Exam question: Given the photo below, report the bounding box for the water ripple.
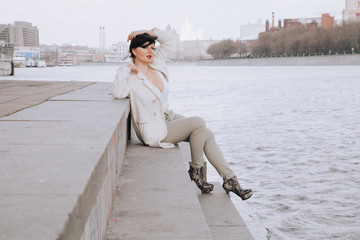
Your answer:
[169,65,360,240]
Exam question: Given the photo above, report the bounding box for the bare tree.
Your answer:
[207,39,238,59]
[234,41,248,57]
[251,23,360,57]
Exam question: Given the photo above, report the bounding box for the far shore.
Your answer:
[197,53,360,66]
[61,53,360,67]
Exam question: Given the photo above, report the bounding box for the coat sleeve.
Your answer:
[110,65,132,99]
[152,27,173,64]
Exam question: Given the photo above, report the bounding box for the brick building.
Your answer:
[321,14,335,30]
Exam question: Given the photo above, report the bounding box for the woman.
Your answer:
[111,27,252,200]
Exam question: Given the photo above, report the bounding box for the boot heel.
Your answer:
[222,182,231,194]
[223,176,252,201]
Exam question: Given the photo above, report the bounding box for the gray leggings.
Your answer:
[162,112,235,180]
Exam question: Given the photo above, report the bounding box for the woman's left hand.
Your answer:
[127,64,139,74]
[127,30,153,42]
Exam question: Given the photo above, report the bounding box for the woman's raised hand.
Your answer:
[127,30,153,42]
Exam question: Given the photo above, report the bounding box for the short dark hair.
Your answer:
[129,33,158,59]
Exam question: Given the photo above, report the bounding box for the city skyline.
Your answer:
[1,0,346,47]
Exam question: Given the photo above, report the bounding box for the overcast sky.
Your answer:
[1,0,345,47]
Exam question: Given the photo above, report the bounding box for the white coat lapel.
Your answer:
[137,71,162,100]
[150,63,168,81]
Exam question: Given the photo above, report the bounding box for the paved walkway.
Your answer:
[0,80,93,118]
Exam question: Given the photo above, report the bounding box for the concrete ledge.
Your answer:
[0,82,130,240]
[197,183,254,240]
[106,143,213,240]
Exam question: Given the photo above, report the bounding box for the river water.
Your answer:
[1,64,360,239]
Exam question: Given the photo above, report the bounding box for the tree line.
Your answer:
[206,23,360,58]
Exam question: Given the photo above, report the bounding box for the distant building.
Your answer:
[240,19,265,42]
[13,47,40,60]
[165,25,217,61]
[266,19,283,32]
[260,13,335,41]
[0,42,14,59]
[283,17,322,29]
[343,0,360,23]
[59,45,98,64]
[282,19,301,28]
[0,21,39,47]
[165,25,183,60]
[0,25,10,43]
[108,41,129,61]
[39,45,58,66]
[321,14,335,29]
[180,40,219,61]
[262,13,333,33]
[264,12,283,32]
[180,17,203,41]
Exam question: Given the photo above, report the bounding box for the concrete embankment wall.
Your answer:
[0,81,130,240]
[197,54,360,66]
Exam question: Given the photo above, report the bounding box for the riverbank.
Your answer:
[0,80,258,240]
[197,54,360,66]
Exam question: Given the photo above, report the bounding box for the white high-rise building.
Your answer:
[343,0,360,23]
[240,19,265,42]
[180,16,203,41]
[0,21,39,47]
[109,41,129,60]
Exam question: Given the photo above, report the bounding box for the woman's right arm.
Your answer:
[127,28,173,63]
[110,66,132,99]
[152,27,173,63]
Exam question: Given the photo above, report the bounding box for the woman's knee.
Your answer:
[191,116,206,129]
